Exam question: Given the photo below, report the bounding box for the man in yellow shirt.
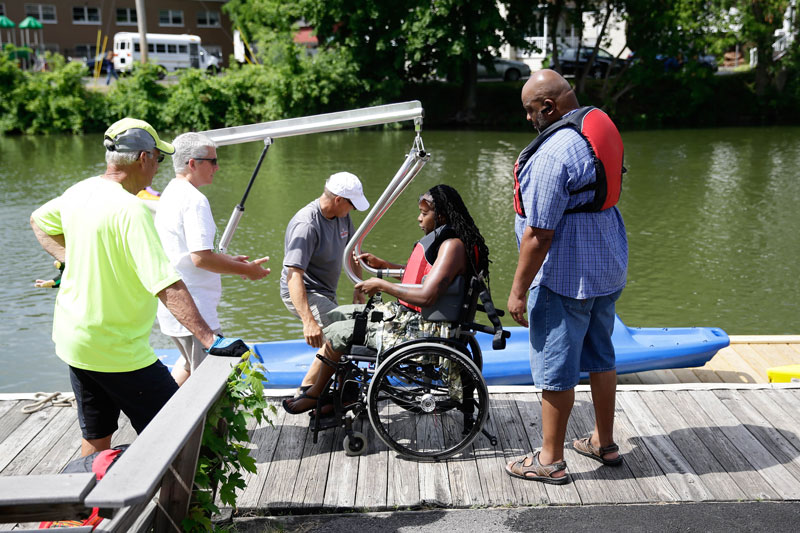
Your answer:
[31,118,247,457]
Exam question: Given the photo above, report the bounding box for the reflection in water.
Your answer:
[2,126,800,391]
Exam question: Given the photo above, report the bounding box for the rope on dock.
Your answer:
[21,392,76,413]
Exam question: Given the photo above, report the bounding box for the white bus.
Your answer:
[113,32,220,74]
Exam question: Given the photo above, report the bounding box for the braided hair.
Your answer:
[421,184,490,282]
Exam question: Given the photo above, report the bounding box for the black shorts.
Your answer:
[69,361,179,440]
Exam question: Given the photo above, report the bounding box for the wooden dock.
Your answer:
[1,340,799,528]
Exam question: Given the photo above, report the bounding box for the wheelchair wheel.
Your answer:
[366,342,488,460]
[344,432,367,456]
[467,335,483,371]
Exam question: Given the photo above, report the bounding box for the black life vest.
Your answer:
[513,106,624,216]
[398,225,459,312]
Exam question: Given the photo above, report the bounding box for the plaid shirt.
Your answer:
[514,118,628,299]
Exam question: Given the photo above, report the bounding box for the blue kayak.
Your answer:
[156,316,729,387]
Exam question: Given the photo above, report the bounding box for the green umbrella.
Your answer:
[0,15,15,47]
[18,16,43,29]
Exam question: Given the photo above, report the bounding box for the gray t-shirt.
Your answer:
[280,199,355,300]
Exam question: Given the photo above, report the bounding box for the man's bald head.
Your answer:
[521,69,580,131]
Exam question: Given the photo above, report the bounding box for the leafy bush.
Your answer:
[0,52,100,134]
[106,63,169,129]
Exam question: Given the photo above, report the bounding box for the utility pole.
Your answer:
[135,0,148,64]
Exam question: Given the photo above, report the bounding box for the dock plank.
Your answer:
[511,394,581,505]
[602,396,679,503]
[715,390,800,482]
[385,401,421,508]
[741,390,800,453]
[640,391,746,501]
[491,396,548,506]
[727,345,771,382]
[441,413,485,508]
[416,413,452,507]
[569,392,648,504]
[293,414,338,508]
[690,365,724,383]
[257,405,309,510]
[472,400,516,506]
[238,402,286,510]
[1,407,75,475]
[663,390,779,500]
[558,395,625,504]
[3,378,800,518]
[616,392,713,501]
[751,344,800,368]
[637,369,681,385]
[0,407,61,473]
[707,348,758,383]
[354,417,389,510]
[321,424,358,510]
[690,390,800,500]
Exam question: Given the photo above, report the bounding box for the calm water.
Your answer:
[2,126,799,392]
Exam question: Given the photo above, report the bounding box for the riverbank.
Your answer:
[2,55,799,136]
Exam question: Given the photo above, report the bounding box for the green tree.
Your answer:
[226,0,540,122]
[718,0,790,95]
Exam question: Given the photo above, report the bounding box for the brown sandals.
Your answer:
[572,434,623,466]
[505,451,570,485]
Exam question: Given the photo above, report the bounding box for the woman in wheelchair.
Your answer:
[282,184,490,416]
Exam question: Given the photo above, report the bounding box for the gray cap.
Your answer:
[103,118,175,154]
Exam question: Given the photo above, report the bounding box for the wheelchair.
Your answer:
[308,275,509,461]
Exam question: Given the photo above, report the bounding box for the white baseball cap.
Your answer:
[326,172,369,211]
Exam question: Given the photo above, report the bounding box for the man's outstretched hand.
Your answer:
[207,336,251,358]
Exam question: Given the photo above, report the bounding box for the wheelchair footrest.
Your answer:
[309,413,339,431]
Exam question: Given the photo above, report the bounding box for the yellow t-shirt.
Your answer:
[32,176,182,372]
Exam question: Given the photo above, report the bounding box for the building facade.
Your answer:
[0,1,233,65]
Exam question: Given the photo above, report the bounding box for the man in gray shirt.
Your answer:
[280,172,369,357]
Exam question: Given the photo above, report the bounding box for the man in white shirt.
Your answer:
[155,132,270,385]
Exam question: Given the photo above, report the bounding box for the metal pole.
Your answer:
[135,0,148,64]
[201,101,424,146]
[217,138,273,254]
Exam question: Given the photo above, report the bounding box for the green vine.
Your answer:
[182,355,275,532]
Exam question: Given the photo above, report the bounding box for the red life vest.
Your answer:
[513,106,624,216]
[398,225,458,312]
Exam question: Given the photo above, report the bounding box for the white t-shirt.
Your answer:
[155,178,222,336]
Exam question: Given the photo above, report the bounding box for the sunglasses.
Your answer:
[144,151,165,163]
[193,157,218,166]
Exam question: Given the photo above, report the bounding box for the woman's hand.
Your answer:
[355,252,387,269]
[355,277,387,296]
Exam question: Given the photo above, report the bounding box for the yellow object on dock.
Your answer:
[767,364,800,383]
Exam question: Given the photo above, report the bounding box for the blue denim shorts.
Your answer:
[527,285,622,391]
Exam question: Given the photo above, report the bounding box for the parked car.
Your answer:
[656,52,718,72]
[477,57,531,81]
[556,47,626,78]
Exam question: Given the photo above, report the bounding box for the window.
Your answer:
[25,4,57,23]
[167,44,177,54]
[155,43,166,53]
[73,6,100,24]
[159,9,183,27]
[197,11,220,28]
[0,4,5,17]
[116,7,136,25]
[148,43,154,53]
[178,44,187,54]
[74,44,96,59]
[134,43,139,52]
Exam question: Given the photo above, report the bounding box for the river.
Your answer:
[2,126,799,392]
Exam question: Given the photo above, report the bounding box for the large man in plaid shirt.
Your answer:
[505,70,628,485]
